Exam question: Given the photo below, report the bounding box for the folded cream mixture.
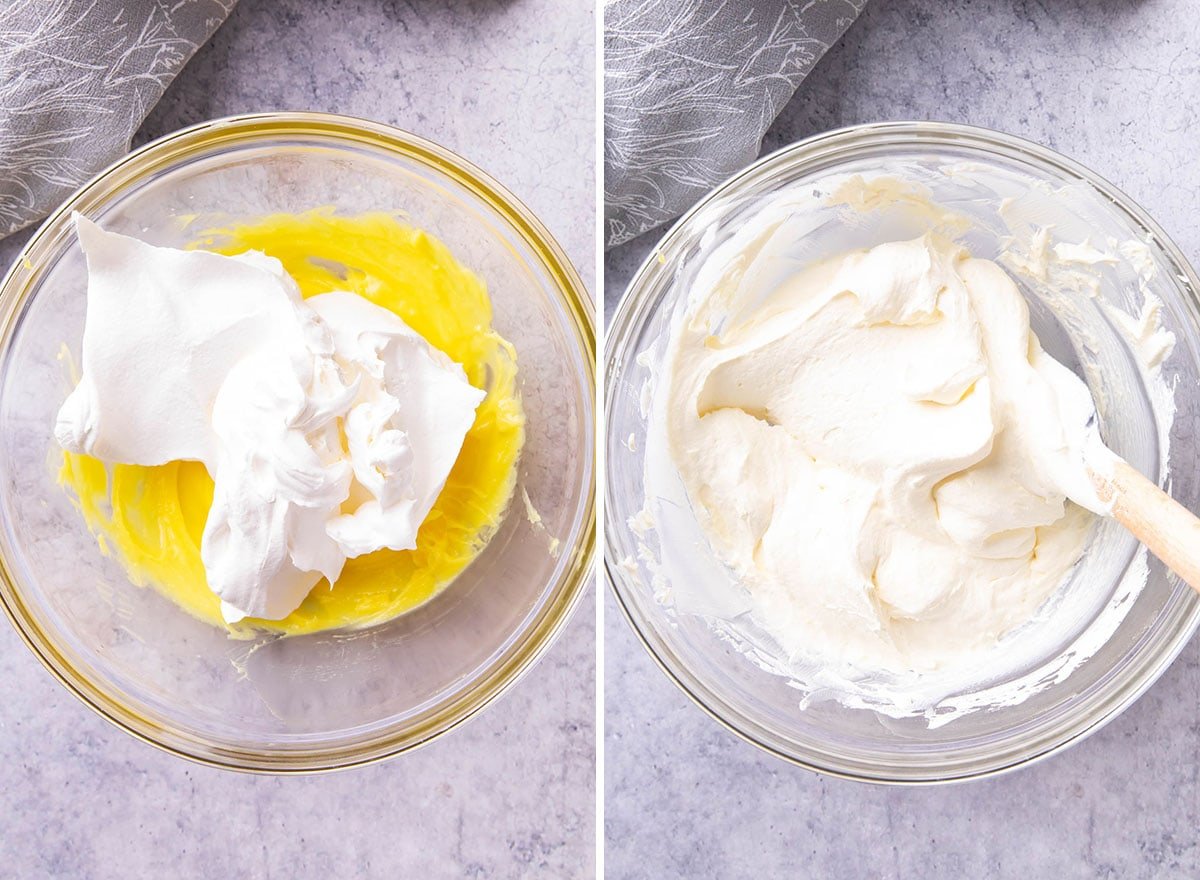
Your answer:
[664,231,1119,674]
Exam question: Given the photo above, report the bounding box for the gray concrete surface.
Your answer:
[605,0,1200,877]
[0,1,595,877]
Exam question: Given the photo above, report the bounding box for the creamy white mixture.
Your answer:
[664,229,1121,674]
[56,215,483,622]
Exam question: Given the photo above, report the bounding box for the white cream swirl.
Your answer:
[665,231,1113,673]
[56,215,484,623]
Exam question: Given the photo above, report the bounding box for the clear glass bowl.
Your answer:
[605,121,1200,783]
[0,112,595,772]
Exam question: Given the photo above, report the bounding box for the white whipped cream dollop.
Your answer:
[664,230,1116,674]
[56,215,484,623]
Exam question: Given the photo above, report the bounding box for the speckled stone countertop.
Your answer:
[0,1,595,877]
[605,0,1200,877]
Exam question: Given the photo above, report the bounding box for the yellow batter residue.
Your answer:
[59,210,524,637]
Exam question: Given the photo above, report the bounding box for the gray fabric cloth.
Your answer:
[0,0,237,237]
[604,0,866,248]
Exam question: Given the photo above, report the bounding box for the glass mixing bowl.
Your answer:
[605,121,1200,783]
[0,112,595,772]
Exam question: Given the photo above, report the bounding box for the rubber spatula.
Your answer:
[1091,459,1200,591]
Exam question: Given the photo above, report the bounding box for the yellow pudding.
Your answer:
[59,211,524,636]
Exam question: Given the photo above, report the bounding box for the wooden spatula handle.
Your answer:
[1093,458,1200,593]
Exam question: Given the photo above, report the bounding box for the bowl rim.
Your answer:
[0,111,596,774]
[604,119,1200,785]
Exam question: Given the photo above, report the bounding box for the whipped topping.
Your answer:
[56,215,483,623]
[663,231,1115,674]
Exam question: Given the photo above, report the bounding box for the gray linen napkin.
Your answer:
[0,0,237,237]
[604,0,866,248]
